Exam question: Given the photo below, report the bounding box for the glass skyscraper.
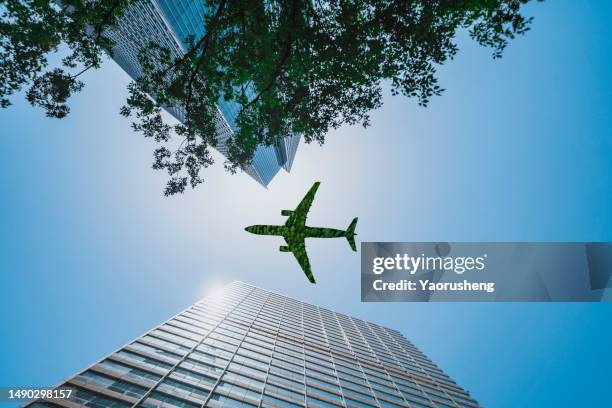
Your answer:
[104,0,301,186]
[26,281,480,408]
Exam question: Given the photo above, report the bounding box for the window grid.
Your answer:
[26,282,480,408]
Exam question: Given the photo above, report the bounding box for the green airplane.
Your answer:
[245,182,358,284]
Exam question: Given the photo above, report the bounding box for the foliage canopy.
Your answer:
[0,0,538,194]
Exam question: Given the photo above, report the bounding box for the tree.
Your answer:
[1,0,539,195]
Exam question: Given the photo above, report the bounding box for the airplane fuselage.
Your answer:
[245,225,347,239]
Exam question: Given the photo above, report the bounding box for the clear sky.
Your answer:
[1,1,612,407]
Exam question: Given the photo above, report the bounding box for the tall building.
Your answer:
[26,281,480,408]
[104,0,301,187]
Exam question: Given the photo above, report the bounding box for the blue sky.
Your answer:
[1,1,612,407]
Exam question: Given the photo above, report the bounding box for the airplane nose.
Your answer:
[245,226,254,233]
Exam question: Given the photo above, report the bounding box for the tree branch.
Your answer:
[160,0,229,77]
[244,0,298,109]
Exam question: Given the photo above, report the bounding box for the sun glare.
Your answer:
[202,281,226,300]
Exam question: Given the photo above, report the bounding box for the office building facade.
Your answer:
[105,0,301,186]
[27,281,479,408]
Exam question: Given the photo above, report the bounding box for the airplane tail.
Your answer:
[345,217,358,251]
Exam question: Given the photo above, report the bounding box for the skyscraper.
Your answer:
[26,281,480,408]
[105,0,301,187]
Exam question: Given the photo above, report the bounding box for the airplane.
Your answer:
[245,182,358,284]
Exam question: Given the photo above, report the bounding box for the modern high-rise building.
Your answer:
[26,281,480,408]
[104,1,301,187]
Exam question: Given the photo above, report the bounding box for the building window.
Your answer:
[77,371,148,399]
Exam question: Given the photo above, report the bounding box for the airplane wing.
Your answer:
[288,240,316,284]
[287,181,320,227]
